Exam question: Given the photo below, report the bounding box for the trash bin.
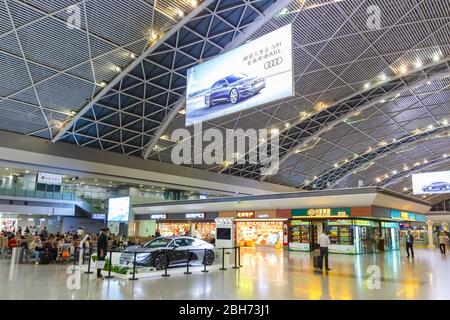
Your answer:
[11,247,24,264]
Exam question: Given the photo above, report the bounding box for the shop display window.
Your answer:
[325,221,353,245]
[237,221,284,246]
[158,222,191,236]
[194,222,216,240]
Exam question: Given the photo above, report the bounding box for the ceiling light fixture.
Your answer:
[190,0,198,7]
[98,81,107,88]
[376,177,381,182]
[129,52,136,59]
[114,66,122,72]
[392,170,397,174]
[403,187,408,191]
[415,60,423,68]
[423,159,428,164]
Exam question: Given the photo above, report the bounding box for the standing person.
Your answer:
[405,230,415,258]
[318,230,331,271]
[40,226,48,240]
[24,226,30,236]
[96,228,109,279]
[439,232,449,255]
[155,229,161,238]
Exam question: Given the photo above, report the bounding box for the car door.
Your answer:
[217,80,230,101]
[210,80,222,102]
[170,238,191,264]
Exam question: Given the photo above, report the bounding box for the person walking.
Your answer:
[439,232,449,255]
[96,228,109,279]
[318,230,331,271]
[405,230,414,258]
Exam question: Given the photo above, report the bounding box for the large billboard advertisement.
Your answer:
[185,24,294,126]
[412,170,450,195]
[108,197,130,222]
[37,172,63,185]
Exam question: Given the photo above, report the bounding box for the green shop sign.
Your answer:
[381,221,399,229]
[292,208,350,218]
[390,210,424,221]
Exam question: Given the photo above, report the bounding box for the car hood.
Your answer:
[231,76,261,85]
[123,245,163,254]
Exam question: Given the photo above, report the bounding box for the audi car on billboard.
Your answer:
[412,170,450,195]
[185,24,293,126]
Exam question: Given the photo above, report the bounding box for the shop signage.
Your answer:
[292,208,350,217]
[185,213,205,219]
[151,214,167,220]
[390,210,421,221]
[327,220,352,226]
[290,220,310,226]
[237,211,255,218]
[381,221,398,229]
[37,172,63,185]
[257,214,269,218]
[353,219,378,227]
[215,217,234,224]
[92,214,105,220]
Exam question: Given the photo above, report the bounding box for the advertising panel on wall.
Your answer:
[185,24,294,126]
[37,172,63,185]
[108,197,130,222]
[412,170,450,195]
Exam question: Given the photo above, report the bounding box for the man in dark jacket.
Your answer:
[97,228,109,279]
[406,230,414,258]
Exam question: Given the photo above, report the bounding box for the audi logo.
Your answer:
[264,57,283,69]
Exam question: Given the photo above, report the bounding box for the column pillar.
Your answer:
[426,220,435,248]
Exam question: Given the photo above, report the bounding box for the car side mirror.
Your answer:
[172,243,179,248]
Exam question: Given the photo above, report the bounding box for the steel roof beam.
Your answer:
[52,0,215,143]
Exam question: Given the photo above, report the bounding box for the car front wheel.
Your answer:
[154,253,169,270]
[229,88,239,104]
[203,250,215,265]
[205,95,211,108]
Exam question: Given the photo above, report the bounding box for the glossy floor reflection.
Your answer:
[0,247,448,299]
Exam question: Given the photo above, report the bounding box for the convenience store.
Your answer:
[288,207,425,254]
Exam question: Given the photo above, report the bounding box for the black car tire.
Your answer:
[205,95,212,108]
[203,250,215,266]
[154,252,169,270]
[229,88,239,104]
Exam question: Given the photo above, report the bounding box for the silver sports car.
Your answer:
[119,236,215,270]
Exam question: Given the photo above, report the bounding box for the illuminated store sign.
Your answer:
[353,220,378,227]
[185,213,205,219]
[237,211,255,218]
[92,214,105,220]
[151,214,167,220]
[292,208,350,217]
[382,221,399,229]
[390,210,424,222]
[215,217,234,224]
[290,220,310,226]
[37,172,62,185]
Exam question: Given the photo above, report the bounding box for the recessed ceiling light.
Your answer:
[364,83,370,89]
[270,128,279,135]
[415,60,422,68]
[428,124,434,130]
[403,187,408,191]
[129,52,136,59]
[5,168,8,171]
[443,154,448,158]
[114,66,122,72]
[442,119,448,125]
[334,163,338,168]
[70,110,77,116]
[190,0,198,7]
[423,159,428,164]
[376,177,381,182]
[392,170,397,174]
[285,123,290,128]
[25,170,29,173]
[98,81,107,87]
[380,74,387,81]
[384,174,389,178]
[433,54,440,62]
[427,81,432,85]
[177,9,185,17]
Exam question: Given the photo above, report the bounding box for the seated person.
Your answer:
[29,236,43,264]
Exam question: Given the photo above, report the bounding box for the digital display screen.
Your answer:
[185,24,293,126]
[412,170,450,195]
[108,197,130,222]
[216,228,231,240]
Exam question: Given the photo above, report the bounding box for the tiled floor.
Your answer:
[0,247,448,299]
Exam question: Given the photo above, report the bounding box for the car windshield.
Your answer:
[225,73,247,83]
[143,238,172,248]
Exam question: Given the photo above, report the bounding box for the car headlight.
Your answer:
[136,253,150,262]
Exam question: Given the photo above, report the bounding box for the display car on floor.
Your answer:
[119,236,215,270]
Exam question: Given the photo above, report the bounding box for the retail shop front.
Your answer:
[135,213,218,240]
[218,210,290,247]
[288,207,404,254]
[391,210,428,246]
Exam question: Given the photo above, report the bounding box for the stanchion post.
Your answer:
[104,251,114,279]
[161,250,170,277]
[128,251,138,281]
[201,249,209,273]
[220,247,227,271]
[84,251,93,274]
[238,246,243,267]
[73,247,77,266]
[184,249,192,275]
[233,246,239,269]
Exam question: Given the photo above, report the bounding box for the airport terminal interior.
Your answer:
[0,0,450,301]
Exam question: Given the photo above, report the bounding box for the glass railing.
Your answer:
[0,186,76,201]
